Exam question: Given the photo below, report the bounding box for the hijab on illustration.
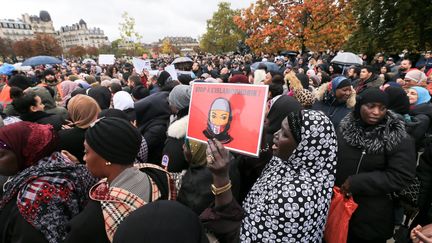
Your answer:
[203,97,233,143]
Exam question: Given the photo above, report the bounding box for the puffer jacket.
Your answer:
[312,82,356,128]
[335,111,416,241]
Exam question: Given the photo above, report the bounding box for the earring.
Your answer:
[105,161,111,166]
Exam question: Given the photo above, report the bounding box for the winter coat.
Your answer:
[312,82,356,128]
[161,115,189,172]
[135,92,171,164]
[20,111,64,131]
[335,111,416,241]
[353,75,384,94]
[393,113,429,150]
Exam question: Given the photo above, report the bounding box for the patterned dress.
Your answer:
[241,110,338,242]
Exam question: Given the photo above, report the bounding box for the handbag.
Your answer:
[324,186,358,243]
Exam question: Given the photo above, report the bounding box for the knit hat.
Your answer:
[85,117,141,165]
[286,111,302,144]
[384,86,410,114]
[410,86,431,105]
[168,85,191,111]
[355,88,389,116]
[229,74,249,84]
[405,70,427,83]
[331,76,351,94]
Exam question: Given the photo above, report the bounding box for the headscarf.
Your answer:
[88,86,112,110]
[286,111,302,144]
[186,139,207,167]
[60,81,79,106]
[67,94,101,128]
[293,89,314,108]
[113,91,134,111]
[354,88,389,118]
[410,86,431,106]
[331,76,351,94]
[229,74,249,84]
[113,200,208,243]
[384,86,410,114]
[85,117,141,165]
[0,122,57,170]
[157,71,172,87]
[253,69,266,85]
[168,85,191,111]
[74,79,91,89]
[241,110,338,242]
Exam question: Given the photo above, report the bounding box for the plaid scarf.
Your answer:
[90,177,161,242]
[0,152,96,243]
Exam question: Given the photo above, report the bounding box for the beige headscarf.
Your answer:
[67,94,101,128]
[187,140,207,168]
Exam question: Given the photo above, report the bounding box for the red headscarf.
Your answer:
[0,122,58,170]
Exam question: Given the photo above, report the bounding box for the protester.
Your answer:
[241,110,338,242]
[112,91,136,123]
[335,88,416,242]
[312,76,356,128]
[0,122,95,243]
[88,86,112,110]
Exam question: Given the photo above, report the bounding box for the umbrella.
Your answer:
[251,62,280,73]
[0,63,15,75]
[280,50,298,57]
[22,55,62,66]
[172,57,193,64]
[82,58,96,65]
[13,62,32,71]
[331,52,363,66]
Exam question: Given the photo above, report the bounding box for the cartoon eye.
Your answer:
[221,115,227,120]
[211,112,217,119]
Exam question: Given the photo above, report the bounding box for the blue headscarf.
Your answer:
[411,86,431,106]
[331,76,351,94]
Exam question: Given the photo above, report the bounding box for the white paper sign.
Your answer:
[165,65,178,81]
[98,54,115,65]
[132,57,151,73]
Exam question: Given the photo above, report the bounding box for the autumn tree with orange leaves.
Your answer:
[234,0,355,53]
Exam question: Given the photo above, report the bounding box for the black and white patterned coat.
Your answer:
[241,110,338,243]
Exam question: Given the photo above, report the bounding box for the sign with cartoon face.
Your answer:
[187,83,268,157]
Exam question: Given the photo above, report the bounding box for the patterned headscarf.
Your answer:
[287,111,303,144]
[242,110,338,242]
[0,121,58,170]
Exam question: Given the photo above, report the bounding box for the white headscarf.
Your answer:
[113,91,134,111]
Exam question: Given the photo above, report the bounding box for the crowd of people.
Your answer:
[0,50,431,242]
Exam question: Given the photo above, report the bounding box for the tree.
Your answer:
[12,39,35,58]
[161,39,174,54]
[234,0,354,53]
[68,45,87,57]
[200,2,246,54]
[86,46,99,56]
[31,34,62,56]
[346,0,432,54]
[118,12,143,56]
[0,38,15,60]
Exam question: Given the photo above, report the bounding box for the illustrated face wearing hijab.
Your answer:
[272,118,298,161]
[407,89,418,105]
[208,98,231,134]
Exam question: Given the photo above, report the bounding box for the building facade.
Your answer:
[22,11,56,35]
[0,19,33,41]
[57,19,109,49]
[156,36,199,53]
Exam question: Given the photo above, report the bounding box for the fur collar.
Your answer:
[314,82,356,108]
[339,111,407,154]
[167,115,189,139]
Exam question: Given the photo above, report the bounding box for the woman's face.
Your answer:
[0,148,19,176]
[360,103,387,125]
[407,89,418,105]
[335,86,352,103]
[83,140,107,178]
[272,118,298,161]
[264,72,272,84]
[31,96,45,112]
[380,66,388,74]
[210,110,229,126]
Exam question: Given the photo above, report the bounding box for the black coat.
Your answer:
[161,114,189,172]
[335,112,416,240]
[20,111,64,131]
[0,199,48,243]
[58,127,87,164]
[135,92,171,164]
[312,100,351,128]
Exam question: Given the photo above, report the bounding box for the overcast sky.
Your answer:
[2,0,255,43]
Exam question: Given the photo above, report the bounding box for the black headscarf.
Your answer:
[384,86,410,115]
[88,86,111,110]
[113,200,209,243]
